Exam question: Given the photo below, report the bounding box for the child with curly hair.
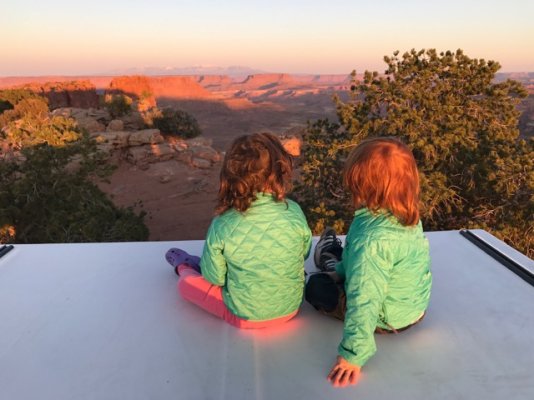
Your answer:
[166,132,312,328]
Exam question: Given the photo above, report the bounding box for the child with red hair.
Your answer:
[307,137,432,387]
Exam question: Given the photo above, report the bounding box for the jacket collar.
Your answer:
[252,193,276,205]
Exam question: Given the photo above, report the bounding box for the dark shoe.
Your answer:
[314,227,343,268]
[305,273,346,320]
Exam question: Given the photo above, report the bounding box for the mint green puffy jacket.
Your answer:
[200,194,312,321]
[335,208,432,366]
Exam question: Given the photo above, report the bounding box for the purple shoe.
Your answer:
[165,248,201,275]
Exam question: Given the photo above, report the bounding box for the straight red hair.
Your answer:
[343,137,420,226]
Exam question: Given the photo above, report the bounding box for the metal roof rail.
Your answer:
[459,229,534,286]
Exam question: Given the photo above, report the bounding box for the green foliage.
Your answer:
[103,94,132,118]
[0,89,43,108]
[141,107,163,127]
[0,97,149,243]
[296,49,533,257]
[0,89,48,126]
[153,108,202,139]
[1,98,76,147]
[140,90,153,101]
[295,118,349,234]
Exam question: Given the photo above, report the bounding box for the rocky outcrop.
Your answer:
[91,128,221,170]
[280,135,303,157]
[0,76,113,91]
[107,76,157,112]
[106,119,124,131]
[279,126,305,157]
[120,112,146,130]
[52,108,110,133]
[127,143,175,166]
[92,131,131,148]
[106,76,213,109]
[128,129,163,146]
[16,81,99,109]
[53,107,146,131]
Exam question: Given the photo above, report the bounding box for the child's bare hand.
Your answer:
[327,356,361,387]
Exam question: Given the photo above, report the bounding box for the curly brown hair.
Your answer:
[215,133,293,214]
[343,137,421,226]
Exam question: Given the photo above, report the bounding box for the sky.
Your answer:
[1,0,533,76]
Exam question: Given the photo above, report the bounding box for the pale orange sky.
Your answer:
[1,0,533,75]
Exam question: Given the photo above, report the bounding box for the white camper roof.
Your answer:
[0,230,533,400]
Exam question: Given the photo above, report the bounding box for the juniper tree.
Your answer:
[0,90,149,243]
[296,49,533,257]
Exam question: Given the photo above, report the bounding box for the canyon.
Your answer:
[0,73,353,240]
[2,72,533,241]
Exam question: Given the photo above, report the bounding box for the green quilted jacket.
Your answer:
[200,193,312,321]
[335,208,432,366]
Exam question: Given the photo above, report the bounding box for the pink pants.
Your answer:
[177,265,298,329]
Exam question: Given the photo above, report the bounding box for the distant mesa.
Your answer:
[196,75,233,89]
[102,65,264,78]
[239,73,295,89]
[233,73,351,91]
[150,76,213,100]
[0,72,353,104]
[311,74,353,85]
[107,75,213,102]
[0,75,216,111]
[0,72,357,115]
[236,74,307,91]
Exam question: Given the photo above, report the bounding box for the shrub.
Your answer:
[296,49,533,257]
[0,89,43,109]
[141,107,163,127]
[103,94,132,118]
[153,108,201,139]
[0,89,48,125]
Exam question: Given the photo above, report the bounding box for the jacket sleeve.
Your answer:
[338,239,392,367]
[200,219,227,286]
[335,259,346,280]
[303,225,312,259]
[292,201,312,259]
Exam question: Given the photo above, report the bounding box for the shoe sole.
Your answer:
[318,251,339,272]
[314,227,337,268]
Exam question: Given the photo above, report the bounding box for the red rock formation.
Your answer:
[107,75,157,110]
[237,74,296,90]
[0,76,113,91]
[108,75,153,97]
[150,76,212,100]
[197,75,233,89]
[11,80,99,109]
[0,73,352,108]
[106,75,212,104]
